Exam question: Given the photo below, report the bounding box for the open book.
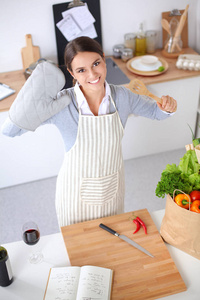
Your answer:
[43,265,113,300]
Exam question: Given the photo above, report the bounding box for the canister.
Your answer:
[124,33,136,54]
[146,30,157,54]
[112,44,125,58]
[121,48,133,62]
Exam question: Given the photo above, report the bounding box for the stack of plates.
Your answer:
[126,55,168,76]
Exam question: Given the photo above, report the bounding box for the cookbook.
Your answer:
[43,265,113,300]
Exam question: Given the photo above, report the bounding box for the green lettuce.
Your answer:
[155,150,200,198]
[178,150,200,175]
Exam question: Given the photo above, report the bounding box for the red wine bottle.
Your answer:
[23,229,40,245]
[0,246,13,287]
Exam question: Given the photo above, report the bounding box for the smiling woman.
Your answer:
[64,37,107,115]
[1,36,177,228]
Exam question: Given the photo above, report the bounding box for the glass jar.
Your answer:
[124,33,136,54]
[112,44,125,58]
[121,48,133,62]
[146,30,157,54]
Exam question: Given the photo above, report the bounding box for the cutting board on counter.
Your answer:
[61,209,186,300]
[21,34,40,69]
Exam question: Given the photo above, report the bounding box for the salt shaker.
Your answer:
[0,246,13,287]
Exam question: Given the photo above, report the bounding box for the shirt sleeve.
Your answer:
[111,85,173,124]
[1,117,27,137]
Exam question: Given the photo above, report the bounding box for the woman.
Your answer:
[2,37,177,227]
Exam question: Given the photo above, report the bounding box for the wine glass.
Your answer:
[22,221,43,264]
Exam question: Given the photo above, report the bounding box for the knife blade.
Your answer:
[99,223,154,258]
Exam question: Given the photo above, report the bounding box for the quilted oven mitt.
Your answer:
[9,61,71,131]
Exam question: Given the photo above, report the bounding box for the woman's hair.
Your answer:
[64,36,104,72]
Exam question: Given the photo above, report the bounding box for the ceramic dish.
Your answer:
[126,56,168,76]
[131,58,162,71]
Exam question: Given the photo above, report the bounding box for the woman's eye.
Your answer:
[78,69,85,73]
[93,61,100,67]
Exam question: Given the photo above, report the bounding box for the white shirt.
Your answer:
[74,81,111,116]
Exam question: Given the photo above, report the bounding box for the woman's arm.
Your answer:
[111,85,176,126]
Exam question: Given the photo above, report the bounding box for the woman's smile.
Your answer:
[88,77,101,84]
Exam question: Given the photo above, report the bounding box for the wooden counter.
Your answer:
[112,47,200,85]
[0,69,25,112]
[0,47,200,113]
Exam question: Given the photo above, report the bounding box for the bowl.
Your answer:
[141,55,158,65]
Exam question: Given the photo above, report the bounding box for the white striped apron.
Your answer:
[55,97,124,227]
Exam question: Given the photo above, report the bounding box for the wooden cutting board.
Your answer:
[21,34,40,69]
[61,209,186,300]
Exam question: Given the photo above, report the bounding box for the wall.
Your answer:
[0,0,199,73]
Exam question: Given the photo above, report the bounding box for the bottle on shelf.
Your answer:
[0,246,13,287]
[135,23,146,56]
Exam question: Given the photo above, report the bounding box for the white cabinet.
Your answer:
[0,76,200,188]
[122,76,200,159]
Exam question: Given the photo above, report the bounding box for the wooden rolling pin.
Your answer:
[171,4,189,52]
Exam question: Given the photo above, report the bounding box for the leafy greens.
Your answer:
[155,150,200,198]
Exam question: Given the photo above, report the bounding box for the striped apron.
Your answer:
[55,97,124,227]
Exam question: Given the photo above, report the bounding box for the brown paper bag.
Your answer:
[160,194,200,259]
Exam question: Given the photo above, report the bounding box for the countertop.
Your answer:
[1,209,200,300]
[0,47,200,113]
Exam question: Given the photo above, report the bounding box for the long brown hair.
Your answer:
[64,37,104,72]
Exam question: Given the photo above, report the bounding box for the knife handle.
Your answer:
[99,223,118,236]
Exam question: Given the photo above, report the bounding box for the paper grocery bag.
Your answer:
[160,194,200,260]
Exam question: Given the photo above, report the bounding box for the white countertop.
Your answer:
[1,210,200,300]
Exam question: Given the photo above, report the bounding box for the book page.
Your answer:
[62,4,95,31]
[44,267,80,300]
[76,266,113,300]
[56,14,81,42]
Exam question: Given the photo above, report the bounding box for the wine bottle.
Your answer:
[0,246,13,287]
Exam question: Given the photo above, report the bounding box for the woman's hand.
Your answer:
[157,95,177,113]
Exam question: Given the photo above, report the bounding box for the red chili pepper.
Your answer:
[132,219,140,234]
[131,214,147,234]
[135,216,147,234]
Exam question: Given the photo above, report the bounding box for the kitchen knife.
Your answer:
[99,223,154,258]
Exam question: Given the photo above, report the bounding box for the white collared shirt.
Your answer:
[74,81,111,116]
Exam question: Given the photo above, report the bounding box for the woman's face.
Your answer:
[70,51,107,93]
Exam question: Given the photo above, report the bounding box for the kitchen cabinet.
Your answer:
[0,48,200,188]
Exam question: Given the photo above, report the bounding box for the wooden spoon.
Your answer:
[162,19,181,52]
[161,19,171,35]
[128,79,162,104]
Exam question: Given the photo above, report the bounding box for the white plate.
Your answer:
[131,58,162,71]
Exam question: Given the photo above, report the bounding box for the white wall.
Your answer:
[0,0,199,73]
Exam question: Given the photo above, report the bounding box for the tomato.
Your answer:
[189,190,200,202]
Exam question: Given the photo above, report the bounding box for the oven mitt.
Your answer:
[9,61,71,131]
